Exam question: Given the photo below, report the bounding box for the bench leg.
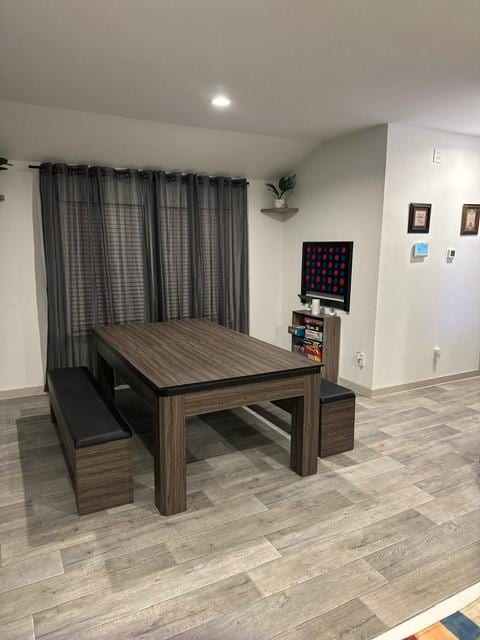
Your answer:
[75,440,133,515]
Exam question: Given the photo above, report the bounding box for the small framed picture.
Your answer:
[408,203,431,233]
[460,204,480,236]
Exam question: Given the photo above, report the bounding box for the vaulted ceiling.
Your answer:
[1,0,479,176]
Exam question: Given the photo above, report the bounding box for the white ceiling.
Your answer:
[1,0,479,175]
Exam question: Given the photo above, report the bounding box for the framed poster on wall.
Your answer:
[408,203,431,233]
[460,204,480,235]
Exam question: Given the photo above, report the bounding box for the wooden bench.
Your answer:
[48,367,133,515]
[317,379,355,457]
[274,379,355,457]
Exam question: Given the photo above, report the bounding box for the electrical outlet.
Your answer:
[356,351,366,368]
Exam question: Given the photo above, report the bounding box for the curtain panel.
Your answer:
[39,163,249,373]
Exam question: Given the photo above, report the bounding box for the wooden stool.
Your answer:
[273,378,355,457]
[319,379,355,457]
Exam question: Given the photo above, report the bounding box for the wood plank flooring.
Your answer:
[0,377,479,639]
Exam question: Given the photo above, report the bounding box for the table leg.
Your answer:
[96,352,115,401]
[154,394,187,516]
[290,372,321,476]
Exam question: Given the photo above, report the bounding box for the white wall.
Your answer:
[0,162,44,393]
[0,164,283,394]
[280,126,388,389]
[248,181,284,346]
[3,124,479,396]
[373,124,480,389]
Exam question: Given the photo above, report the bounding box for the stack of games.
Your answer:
[288,325,306,337]
[303,316,323,362]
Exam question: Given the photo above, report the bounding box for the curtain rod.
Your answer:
[28,164,249,184]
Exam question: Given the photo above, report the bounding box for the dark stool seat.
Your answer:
[320,379,355,404]
[48,367,133,515]
[48,367,131,447]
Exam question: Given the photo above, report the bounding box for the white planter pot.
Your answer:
[274,198,286,208]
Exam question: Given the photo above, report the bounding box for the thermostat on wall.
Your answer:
[413,242,429,258]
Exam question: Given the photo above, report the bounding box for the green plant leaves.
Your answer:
[265,182,281,198]
[265,175,296,198]
[278,174,296,195]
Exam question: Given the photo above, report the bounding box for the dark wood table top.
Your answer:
[95,319,321,395]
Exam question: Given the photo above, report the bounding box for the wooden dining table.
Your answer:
[94,319,322,515]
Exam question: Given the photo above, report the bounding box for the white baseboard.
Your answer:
[339,369,480,398]
[0,386,46,400]
[337,378,372,398]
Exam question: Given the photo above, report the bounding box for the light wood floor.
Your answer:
[0,377,479,640]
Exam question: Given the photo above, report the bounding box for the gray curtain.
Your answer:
[39,163,249,373]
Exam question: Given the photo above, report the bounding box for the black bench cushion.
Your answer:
[320,379,355,404]
[48,367,132,448]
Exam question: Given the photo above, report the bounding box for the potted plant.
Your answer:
[265,175,296,208]
[0,158,13,171]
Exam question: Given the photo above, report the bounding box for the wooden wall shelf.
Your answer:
[261,208,299,214]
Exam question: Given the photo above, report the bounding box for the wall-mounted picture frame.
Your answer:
[408,203,431,234]
[460,204,480,236]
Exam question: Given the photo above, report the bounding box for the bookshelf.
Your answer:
[289,310,341,383]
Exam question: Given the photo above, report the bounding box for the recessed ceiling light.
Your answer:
[211,95,231,108]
